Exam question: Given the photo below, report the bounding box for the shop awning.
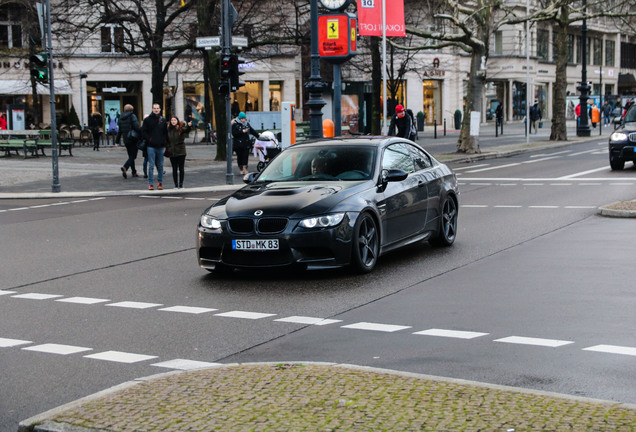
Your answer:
[0,79,73,95]
[618,73,636,85]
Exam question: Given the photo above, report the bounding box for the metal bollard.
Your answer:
[443,119,447,136]
[495,119,499,137]
[434,120,437,139]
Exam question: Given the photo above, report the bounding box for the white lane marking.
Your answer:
[549,183,572,186]
[583,345,636,357]
[12,293,64,300]
[159,306,218,314]
[564,206,597,209]
[214,311,277,320]
[152,359,223,370]
[341,322,412,333]
[84,351,157,363]
[274,316,343,326]
[106,301,163,309]
[23,343,92,355]
[461,205,488,208]
[139,195,161,199]
[452,164,490,171]
[466,162,522,173]
[494,336,573,348]
[529,205,560,209]
[468,183,492,186]
[558,166,608,179]
[578,183,602,186]
[610,183,635,186]
[531,150,572,157]
[184,197,206,200]
[0,337,32,348]
[494,205,523,208]
[0,290,16,296]
[569,149,598,156]
[161,196,182,200]
[56,297,110,305]
[8,207,30,211]
[523,156,561,164]
[413,329,489,339]
[523,183,544,186]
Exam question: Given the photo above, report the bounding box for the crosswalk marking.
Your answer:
[159,306,218,314]
[0,290,16,296]
[12,293,64,300]
[106,301,163,309]
[84,351,157,364]
[274,316,342,326]
[413,329,489,339]
[342,322,412,333]
[0,337,32,347]
[56,297,110,305]
[494,336,574,348]
[215,311,277,320]
[582,345,636,357]
[23,344,92,355]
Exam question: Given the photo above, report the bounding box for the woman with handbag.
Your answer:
[165,116,192,188]
[115,104,142,179]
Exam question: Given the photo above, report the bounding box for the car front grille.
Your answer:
[629,132,636,142]
[227,217,288,234]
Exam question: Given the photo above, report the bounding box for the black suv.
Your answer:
[609,105,636,170]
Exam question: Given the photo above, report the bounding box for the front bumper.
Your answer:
[197,214,356,270]
[609,143,636,161]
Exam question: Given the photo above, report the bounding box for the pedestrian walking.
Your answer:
[89,111,103,151]
[529,100,542,134]
[141,103,168,190]
[495,102,503,131]
[388,104,412,139]
[165,115,192,189]
[115,104,142,179]
[231,112,258,174]
[601,100,612,126]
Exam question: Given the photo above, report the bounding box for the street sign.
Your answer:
[232,36,248,48]
[196,36,221,48]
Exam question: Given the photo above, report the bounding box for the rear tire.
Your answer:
[430,195,458,247]
[350,213,379,273]
[610,155,625,171]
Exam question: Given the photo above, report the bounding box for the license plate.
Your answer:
[232,239,279,250]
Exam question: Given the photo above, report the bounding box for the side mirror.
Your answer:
[377,169,408,191]
[243,172,259,184]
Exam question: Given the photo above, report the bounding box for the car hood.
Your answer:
[218,181,367,218]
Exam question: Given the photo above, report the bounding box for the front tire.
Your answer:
[430,195,458,247]
[351,213,379,273]
[610,154,625,170]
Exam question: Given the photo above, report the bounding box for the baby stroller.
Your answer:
[253,131,281,172]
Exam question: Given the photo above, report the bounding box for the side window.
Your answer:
[408,145,433,171]
[382,143,415,174]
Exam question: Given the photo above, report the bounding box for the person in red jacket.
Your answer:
[0,112,7,130]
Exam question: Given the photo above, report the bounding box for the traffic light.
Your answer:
[30,52,48,84]
[218,80,230,96]
[219,55,232,81]
[229,54,245,92]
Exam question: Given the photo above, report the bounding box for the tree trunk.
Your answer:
[457,49,486,153]
[550,14,569,141]
[149,49,164,106]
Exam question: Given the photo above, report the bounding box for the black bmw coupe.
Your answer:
[197,137,459,273]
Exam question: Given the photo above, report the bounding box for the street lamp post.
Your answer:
[79,71,87,129]
[577,0,591,137]
[306,0,327,139]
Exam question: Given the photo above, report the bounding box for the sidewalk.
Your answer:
[0,120,614,199]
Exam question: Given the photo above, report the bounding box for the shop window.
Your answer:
[592,38,602,65]
[269,81,282,111]
[183,82,208,129]
[422,80,440,124]
[231,81,262,118]
[0,3,23,49]
[101,25,124,53]
[493,31,503,55]
[537,29,549,60]
[386,80,406,117]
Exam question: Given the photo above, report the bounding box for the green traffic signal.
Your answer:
[30,53,48,84]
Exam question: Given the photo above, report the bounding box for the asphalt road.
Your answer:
[1,137,635,431]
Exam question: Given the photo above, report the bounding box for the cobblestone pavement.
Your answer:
[20,363,636,432]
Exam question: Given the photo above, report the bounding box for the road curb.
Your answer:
[597,201,636,218]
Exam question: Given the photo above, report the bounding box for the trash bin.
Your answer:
[454,110,462,130]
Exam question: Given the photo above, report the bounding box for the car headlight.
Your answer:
[299,213,345,229]
[610,132,628,142]
[200,214,222,229]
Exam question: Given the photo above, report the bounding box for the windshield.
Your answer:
[624,105,636,124]
[258,145,377,182]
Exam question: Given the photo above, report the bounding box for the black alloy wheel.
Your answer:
[430,195,458,247]
[609,154,625,170]
[351,212,379,273]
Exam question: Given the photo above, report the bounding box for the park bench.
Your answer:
[0,130,40,158]
[35,130,74,157]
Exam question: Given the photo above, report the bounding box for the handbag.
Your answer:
[163,148,171,158]
[136,139,146,151]
[125,129,140,145]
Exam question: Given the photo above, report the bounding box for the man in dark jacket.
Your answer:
[141,103,168,190]
[388,104,413,139]
[116,104,141,179]
[231,112,258,174]
[529,100,542,135]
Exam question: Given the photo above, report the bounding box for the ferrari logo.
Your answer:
[327,19,339,39]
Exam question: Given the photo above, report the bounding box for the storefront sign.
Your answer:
[318,13,357,63]
[356,0,405,37]
[102,87,127,93]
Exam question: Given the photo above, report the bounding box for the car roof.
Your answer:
[290,136,411,148]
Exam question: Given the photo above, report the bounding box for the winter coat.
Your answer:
[529,104,542,121]
[388,112,413,139]
[232,119,258,150]
[89,113,103,133]
[166,122,191,158]
[115,111,140,146]
[141,112,168,148]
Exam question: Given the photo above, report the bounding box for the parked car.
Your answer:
[609,105,636,170]
[197,137,459,274]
